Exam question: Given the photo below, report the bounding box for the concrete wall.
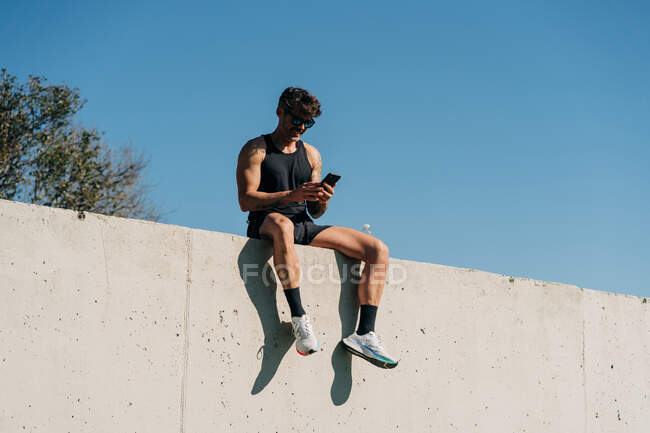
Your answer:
[0,199,648,433]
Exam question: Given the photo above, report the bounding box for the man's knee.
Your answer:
[264,214,294,242]
[366,238,389,263]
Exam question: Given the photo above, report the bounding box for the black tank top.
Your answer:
[248,134,313,222]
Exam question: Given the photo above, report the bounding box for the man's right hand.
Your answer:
[286,182,324,203]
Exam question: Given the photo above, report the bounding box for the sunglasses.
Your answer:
[281,102,315,129]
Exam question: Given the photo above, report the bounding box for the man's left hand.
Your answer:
[318,182,334,204]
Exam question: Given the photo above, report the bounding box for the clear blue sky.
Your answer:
[3,1,649,297]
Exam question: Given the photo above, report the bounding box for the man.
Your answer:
[236,87,397,369]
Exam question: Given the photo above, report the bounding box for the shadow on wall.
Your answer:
[330,252,361,406]
[237,240,293,395]
[237,239,360,405]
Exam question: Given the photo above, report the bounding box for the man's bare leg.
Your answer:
[308,226,389,305]
[309,226,398,368]
[258,212,319,355]
[258,213,301,289]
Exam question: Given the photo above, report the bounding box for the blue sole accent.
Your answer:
[358,342,396,364]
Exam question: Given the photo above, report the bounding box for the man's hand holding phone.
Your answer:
[287,182,324,202]
[289,173,340,204]
[318,172,340,204]
[317,182,334,204]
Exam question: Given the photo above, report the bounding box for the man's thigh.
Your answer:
[308,226,377,261]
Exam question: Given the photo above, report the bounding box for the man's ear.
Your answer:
[276,106,282,118]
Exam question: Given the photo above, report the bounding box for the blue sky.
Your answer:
[3,1,649,297]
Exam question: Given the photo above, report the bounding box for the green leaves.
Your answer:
[0,68,160,221]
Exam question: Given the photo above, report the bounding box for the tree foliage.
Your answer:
[0,68,160,220]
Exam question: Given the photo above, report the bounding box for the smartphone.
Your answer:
[321,173,341,187]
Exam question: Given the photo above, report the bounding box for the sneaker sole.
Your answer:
[342,341,398,369]
[296,343,319,356]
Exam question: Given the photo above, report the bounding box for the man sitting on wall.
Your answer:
[236,87,397,369]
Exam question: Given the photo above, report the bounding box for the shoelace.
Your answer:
[374,332,385,351]
[294,317,314,339]
[366,332,385,352]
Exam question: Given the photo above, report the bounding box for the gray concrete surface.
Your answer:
[0,199,648,432]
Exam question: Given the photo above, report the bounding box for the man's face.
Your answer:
[279,104,313,142]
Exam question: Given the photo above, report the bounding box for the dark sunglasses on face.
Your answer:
[281,102,315,129]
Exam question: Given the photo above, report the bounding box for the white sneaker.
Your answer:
[291,314,319,356]
[342,331,398,369]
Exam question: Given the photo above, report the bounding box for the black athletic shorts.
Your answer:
[247,212,331,245]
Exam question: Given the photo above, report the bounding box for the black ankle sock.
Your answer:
[357,304,378,335]
[284,287,306,317]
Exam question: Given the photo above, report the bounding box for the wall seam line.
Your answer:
[582,288,588,433]
[179,229,193,433]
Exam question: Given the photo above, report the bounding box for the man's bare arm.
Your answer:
[306,144,329,219]
[236,139,322,212]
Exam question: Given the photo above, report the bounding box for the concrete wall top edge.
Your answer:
[2,198,644,301]
[583,287,649,302]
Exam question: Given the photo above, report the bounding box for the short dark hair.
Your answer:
[278,87,322,118]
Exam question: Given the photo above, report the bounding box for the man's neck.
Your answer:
[270,129,298,152]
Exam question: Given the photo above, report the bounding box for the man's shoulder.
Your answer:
[302,141,321,158]
[302,141,322,171]
[244,135,267,149]
[240,135,267,160]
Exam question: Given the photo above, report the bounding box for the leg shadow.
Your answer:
[237,239,294,395]
[330,252,361,405]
